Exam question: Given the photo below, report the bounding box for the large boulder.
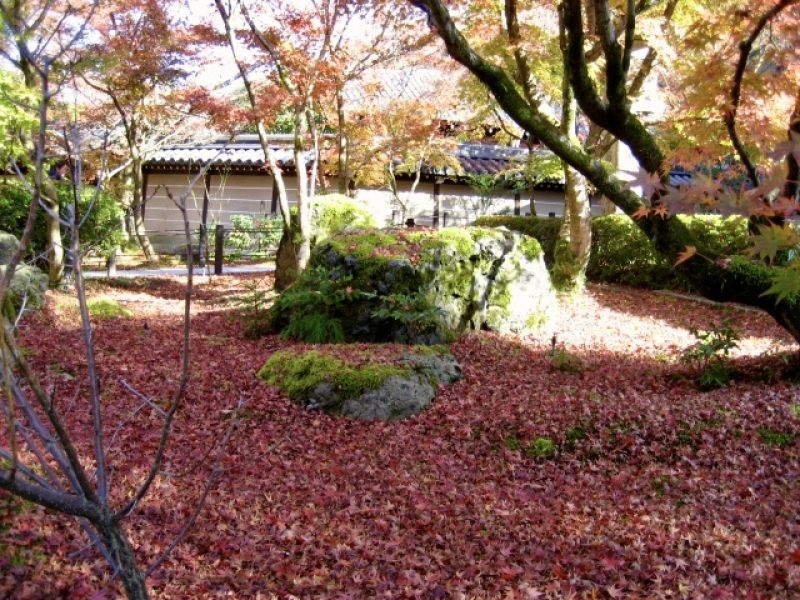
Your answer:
[258,348,462,421]
[271,226,556,343]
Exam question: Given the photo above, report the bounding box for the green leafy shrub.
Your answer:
[282,313,346,344]
[475,214,750,291]
[680,319,740,390]
[270,266,379,343]
[227,214,282,256]
[371,292,444,343]
[0,181,125,260]
[313,194,376,243]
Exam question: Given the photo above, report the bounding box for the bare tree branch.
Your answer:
[724,0,799,188]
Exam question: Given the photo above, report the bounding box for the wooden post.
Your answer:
[270,177,279,214]
[443,211,450,227]
[141,171,149,218]
[433,181,441,228]
[214,224,224,275]
[514,192,521,215]
[200,172,212,267]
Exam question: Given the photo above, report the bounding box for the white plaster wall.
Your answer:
[144,170,597,253]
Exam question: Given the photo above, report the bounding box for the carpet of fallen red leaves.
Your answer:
[2,275,799,599]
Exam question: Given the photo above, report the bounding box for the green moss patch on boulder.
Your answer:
[271,226,556,343]
[258,347,463,420]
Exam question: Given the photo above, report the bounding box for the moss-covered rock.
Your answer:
[0,231,20,264]
[270,226,556,343]
[258,348,462,420]
[0,231,47,317]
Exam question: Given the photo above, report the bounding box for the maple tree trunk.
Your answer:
[782,88,800,201]
[336,91,349,195]
[41,178,64,287]
[274,226,298,292]
[98,520,148,600]
[554,165,591,290]
[293,108,312,273]
[128,161,158,264]
[552,40,591,291]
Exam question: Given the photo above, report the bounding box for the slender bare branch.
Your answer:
[724,0,799,188]
[114,152,224,522]
[145,397,245,578]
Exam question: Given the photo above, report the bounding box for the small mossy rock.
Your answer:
[338,373,435,421]
[272,226,555,343]
[400,352,463,385]
[0,231,20,264]
[258,348,463,421]
[0,264,48,311]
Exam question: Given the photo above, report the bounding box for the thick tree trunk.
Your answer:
[782,88,800,202]
[128,161,158,264]
[274,227,298,292]
[293,109,312,274]
[336,91,350,195]
[98,520,148,599]
[41,179,63,286]
[554,166,592,289]
[552,29,591,291]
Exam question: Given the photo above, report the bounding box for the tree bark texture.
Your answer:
[41,178,63,286]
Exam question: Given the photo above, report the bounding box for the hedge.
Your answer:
[474,214,750,291]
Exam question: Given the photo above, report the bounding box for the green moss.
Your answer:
[525,437,556,458]
[258,349,411,403]
[551,239,584,291]
[758,427,795,448]
[408,343,452,357]
[517,235,543,261]
[525,311,548,328]
[327,230,401,260]
[88,298,132,319]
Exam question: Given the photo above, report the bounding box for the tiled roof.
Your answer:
[145,138,560,184]
[145,136,311,172]
[144,137,690,192]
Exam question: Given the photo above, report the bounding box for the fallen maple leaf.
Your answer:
[674,245,697,266]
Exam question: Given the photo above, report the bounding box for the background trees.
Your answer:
[82,0,195,264]
[410,0,800,343]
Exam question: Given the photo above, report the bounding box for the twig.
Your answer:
[145,396,246,578]
[114,151,224,521]
[724,0,799,188]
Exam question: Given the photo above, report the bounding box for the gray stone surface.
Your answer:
[0,232,48,310]
[306,351,464,421]
[0,264,48,309]
[401,352,463,385]
[339,373,435,421]
[0,231,20,265]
